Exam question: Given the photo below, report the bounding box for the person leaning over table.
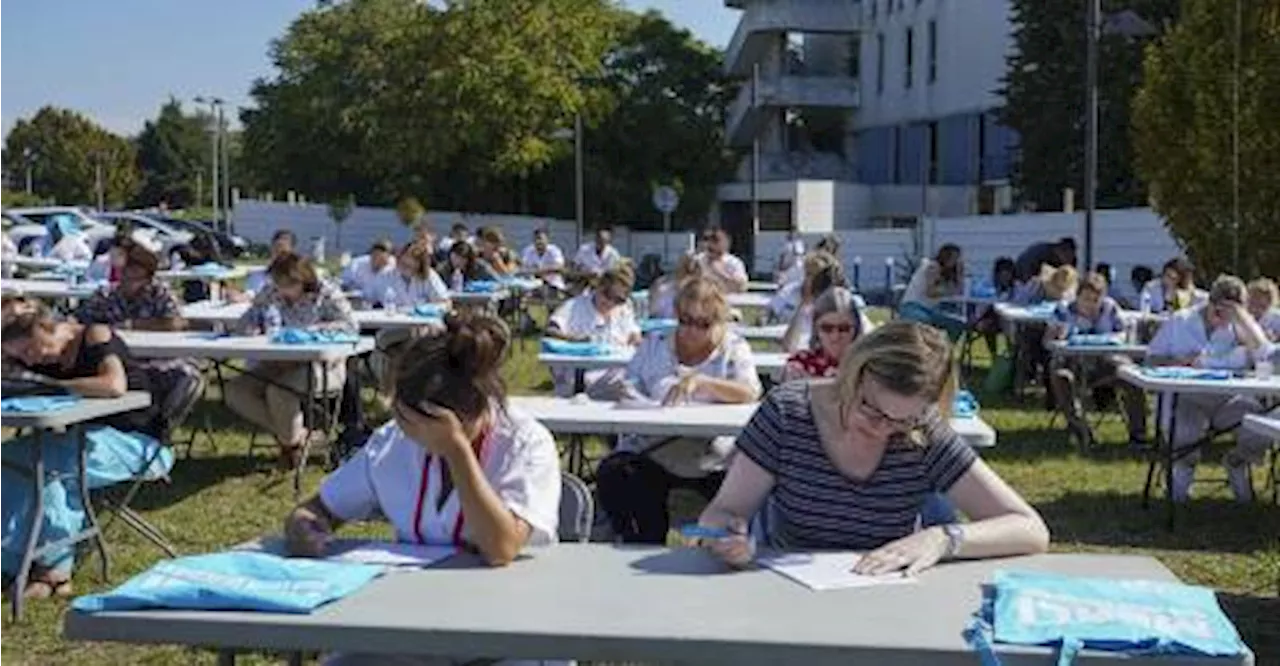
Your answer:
[342,239,398,302]
[647,253,702,320]
[75,242,186,332]
[225,253,358,470]
[441,238,501,292]
[1,312,172,599]
[226,228,297,303]
[595,278,762,544]
[1044,271,1147,450]
[778,254,860,353]
[696,320,1050,573]
[520,227,567,291]
[285,313,567,666]
[1141,257,1204,314]
[780,286,865,381]
[476,226,518,276]
[544,265,641,398]
[695,225,749,294]
[1246,277,1280,341]
[1146,274,1276,503]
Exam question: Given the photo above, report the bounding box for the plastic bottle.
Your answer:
[383,285,398,313]
[1139,291,1152,316]
[263,304,283,338]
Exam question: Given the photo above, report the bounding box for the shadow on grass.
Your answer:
[1218,592,1280,662]
[1035,489,1280,555]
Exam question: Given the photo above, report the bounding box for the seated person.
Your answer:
[697,320,1050,573]
[571,227,622,280]
[476,226,518,276]
[971,256,1018,356]
[342,239,398,303]
[779,258,865,353]
[39,214,93,262]
[596,278,762,543]
[773,230,806,286]
[228,229,296,303]
[169,231,228,303]
[226,253,357,470]
[519,228,566,291]
[695,226,748,294]
[1045,272,1146,449]
[1114,264,1154,311]
[781,287,865,381]
[441,239,501,292]
[898,244,967,340]
[769,250,839,323]
[284,314,565,666]
[1,314,173,599]
[1014,236,1076,283]
[388,241,451,309]
[647,253,701,320]
[1013,264,1080,407]
[85,228,134,284]
[76,243,185,332]
[1246,277,1280,341]
[1140,258,1204,313]
[545,266,641,397]
[1147,275,1276,502]
[1013,264,1078,305]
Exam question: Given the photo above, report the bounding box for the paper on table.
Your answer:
[758,551,918,591]
[326,541,457,568]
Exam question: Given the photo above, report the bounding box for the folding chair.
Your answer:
[558,471,595,543]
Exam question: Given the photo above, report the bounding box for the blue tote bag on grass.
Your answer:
[966,570,1250,665]
[72,551,384,614]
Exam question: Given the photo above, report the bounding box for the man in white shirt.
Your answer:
[1146,275,1276,502]
[343,239,399,303]
[695,226,748,294]
[572,227,622,277]
[520,228,566,290]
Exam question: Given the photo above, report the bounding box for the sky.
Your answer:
[0,1,737,138]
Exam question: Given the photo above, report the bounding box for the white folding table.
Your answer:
[181,301,443,332]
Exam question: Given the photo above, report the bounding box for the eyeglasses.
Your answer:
[678,315,715,330]
[855,391,920,433]
[601,291,629,305]
[818,322,855,335]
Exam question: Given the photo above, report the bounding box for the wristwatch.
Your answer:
[941,523,964,559]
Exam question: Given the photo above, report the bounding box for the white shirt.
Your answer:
[778,238,805,271]
[1256,308,1280,341]
[520,244,566,288]
[319,410,561,547]
[1,234,16,257]
[901,259,961,307]
[549,292,640,346]
[769,281,803,320]
[573,243,621,276]
[1140,279,1207,313]
[44,234,93,262]
[343,255,399,299]
[696,252,748,292]
[648,279,679,319]
[390,270,450,307]
[1147,304,1275,369]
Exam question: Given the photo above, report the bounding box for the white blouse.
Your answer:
[549,292,640,346]
[520,244,566,289]
[572,243,622,276]
[390,270,450,307]
[319,407,562,547]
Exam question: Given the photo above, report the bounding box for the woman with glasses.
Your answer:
[781,287,864,381]
[596,278,762,543]
[545,266,641,397]
[695,320,1048,574]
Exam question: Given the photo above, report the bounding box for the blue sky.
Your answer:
[1,1,736,137]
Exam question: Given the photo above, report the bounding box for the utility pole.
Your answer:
[574,112,584,251]
[94,154,106,211]
[195,96,224,229]
[219,104,232,233]
[1083,0,1100,272]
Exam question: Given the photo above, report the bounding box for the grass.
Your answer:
[2,314,1278,665]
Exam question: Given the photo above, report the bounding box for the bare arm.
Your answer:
[128,316,187,332]
[444,444,531,567]
[698,452,775,530]
[284,495,345,557]
[780,303,810,353]
[944,459,1051,560]
[694,375,759,404]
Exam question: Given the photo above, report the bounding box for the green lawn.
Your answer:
[3,319,1278,665]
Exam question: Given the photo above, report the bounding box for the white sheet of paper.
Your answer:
[326,542,457,568]
[758,551,918,591]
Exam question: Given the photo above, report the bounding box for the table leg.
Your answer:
[574,369,586,395]
[78,426,110,582]
[1164,393,1180,530]
[1142,392,1164,509]
[11,429,47,621]
[216,649,237,666]
[297,369,316,501]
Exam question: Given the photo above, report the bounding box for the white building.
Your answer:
[716,0,1018,245]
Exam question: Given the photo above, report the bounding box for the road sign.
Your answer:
[652,186,679,214]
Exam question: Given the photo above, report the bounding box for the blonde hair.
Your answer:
[1247,277,1278,304]
[674,253,702,282]
[835,320,956,444]
[1077,271,1108,298]
[1040,265,1079,301]
[803,251,841,281]
[675,277,730,324]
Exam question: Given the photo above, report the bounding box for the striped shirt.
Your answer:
[737,381,976,551]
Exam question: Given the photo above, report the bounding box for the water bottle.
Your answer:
[1139,291,1152,316]
[451,272,464,292]
[263,304,283,338]
[383,285,398,313]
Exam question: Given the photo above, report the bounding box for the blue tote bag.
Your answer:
[966,570,1250,665]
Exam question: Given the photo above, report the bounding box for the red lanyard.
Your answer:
[410,429,488,546]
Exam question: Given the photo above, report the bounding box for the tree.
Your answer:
[135,98,210,208]
[2,106,140,207]
[1133,0,1280,278]
[999,0,1179,211]
[395,196,424,227]
[328,194,356,252]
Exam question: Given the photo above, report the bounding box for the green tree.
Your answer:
[328,194,357,252]
[999,0,1179,211]
[2,106,140,207]
[1133,0,1280,278]
[395,196,425,226]
[135,98,210,208]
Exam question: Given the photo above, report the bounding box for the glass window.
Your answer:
[876,33,886,94]
[928,20,938,83]
[905,28,914,89]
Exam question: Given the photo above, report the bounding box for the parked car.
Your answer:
[6,206,119,256]
[95,212,195,255]
[140,214,249,259]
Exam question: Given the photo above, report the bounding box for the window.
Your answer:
[927,20,938,83]
[892,126,902,184]
[871,0,877,20]
[887,0,893,16]
[905,27,914,89]
[927,121,939,184]
[876,33,885,94]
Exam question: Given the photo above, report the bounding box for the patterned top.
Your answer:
[784,348,839,379]
[737,381,976,551]
[235,280,357,335]
[75,279,182,327]
[1053,296,1124,335]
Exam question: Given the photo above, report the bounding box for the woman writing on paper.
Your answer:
[780,287,865,381]
[596,278,762,543]
[284,314,566,666]
[544,266,641,398]
[225,253,357,470]
[697,321,1048,574]
[389,241,451,309]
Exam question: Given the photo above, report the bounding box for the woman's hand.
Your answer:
[703,517,754,569]
[393,400,470,458]
[284,506,332,558]
[853,527,950,576]
[662,373,701,406]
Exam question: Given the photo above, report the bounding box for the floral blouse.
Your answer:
[235,280,357,335]
[784,348,839,379]
[75,280,181,326]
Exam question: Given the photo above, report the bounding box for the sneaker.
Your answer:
[1226,464,1254,503]
[1171,462,1196,503]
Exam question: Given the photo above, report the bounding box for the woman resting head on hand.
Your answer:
[698,320,1049,574]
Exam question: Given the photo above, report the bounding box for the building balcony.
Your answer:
[737,151,857,181]
[726,75,860,147]
[725,0,862,77]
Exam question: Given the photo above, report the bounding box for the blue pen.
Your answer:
[679,524,733,540]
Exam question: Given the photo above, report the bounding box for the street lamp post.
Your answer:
[22,147,36,195]
[553,114,585,251]
[195,96,225,229]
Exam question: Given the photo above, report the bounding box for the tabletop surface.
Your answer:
[538,349,790,373]
[1117,364,1280,396]
[726,292,773,309]
[119,331,377,362]
[0,391,152,429]
[0,278,98,297]
[1241,414,1280,440]
[182,302,442,330]
[62,546,1235,666]
[1047,339,1150,357]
